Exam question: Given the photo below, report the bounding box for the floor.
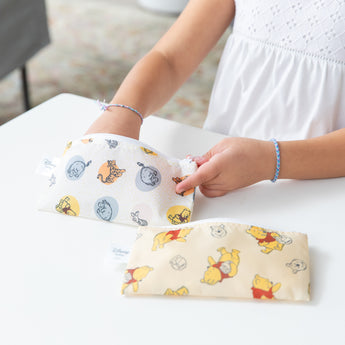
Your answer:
[0,0,229,127]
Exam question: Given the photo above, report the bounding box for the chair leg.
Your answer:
[21,65,31,111]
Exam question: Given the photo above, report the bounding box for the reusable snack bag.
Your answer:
[122,219,310,302]
[38,133,197,227]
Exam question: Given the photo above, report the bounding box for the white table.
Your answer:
[0,94,344,345]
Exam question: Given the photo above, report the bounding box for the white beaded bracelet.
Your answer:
[97,100,144,124]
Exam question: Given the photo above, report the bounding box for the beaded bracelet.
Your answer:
[270,138,280,183]
[97,100,144,124]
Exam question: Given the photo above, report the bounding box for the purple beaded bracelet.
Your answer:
[97,100,144,124]
[270,138,280,183]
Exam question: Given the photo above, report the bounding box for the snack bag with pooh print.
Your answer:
[38,133,197,226]
[123,219,310,302]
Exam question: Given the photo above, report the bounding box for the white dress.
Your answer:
[204,0,345,140]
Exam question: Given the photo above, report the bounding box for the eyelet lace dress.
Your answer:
[204,0,345,140]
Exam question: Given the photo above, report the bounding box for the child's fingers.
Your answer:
[192,150,213,166]
[191,155,209,167]
[199,185,228,198]
[175,161,218,193]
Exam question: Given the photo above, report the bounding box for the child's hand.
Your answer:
[176,138,277,197]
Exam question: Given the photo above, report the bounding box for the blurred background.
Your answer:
[0,0,229,127]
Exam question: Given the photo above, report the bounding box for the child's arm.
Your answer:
[85,0,235,139]
[175,128,345,197]
[278,128,345,179]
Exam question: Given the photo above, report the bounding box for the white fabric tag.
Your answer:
[111,245,132,262]
[104,244,133,273]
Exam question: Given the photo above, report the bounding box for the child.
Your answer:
[85,0,345,197]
